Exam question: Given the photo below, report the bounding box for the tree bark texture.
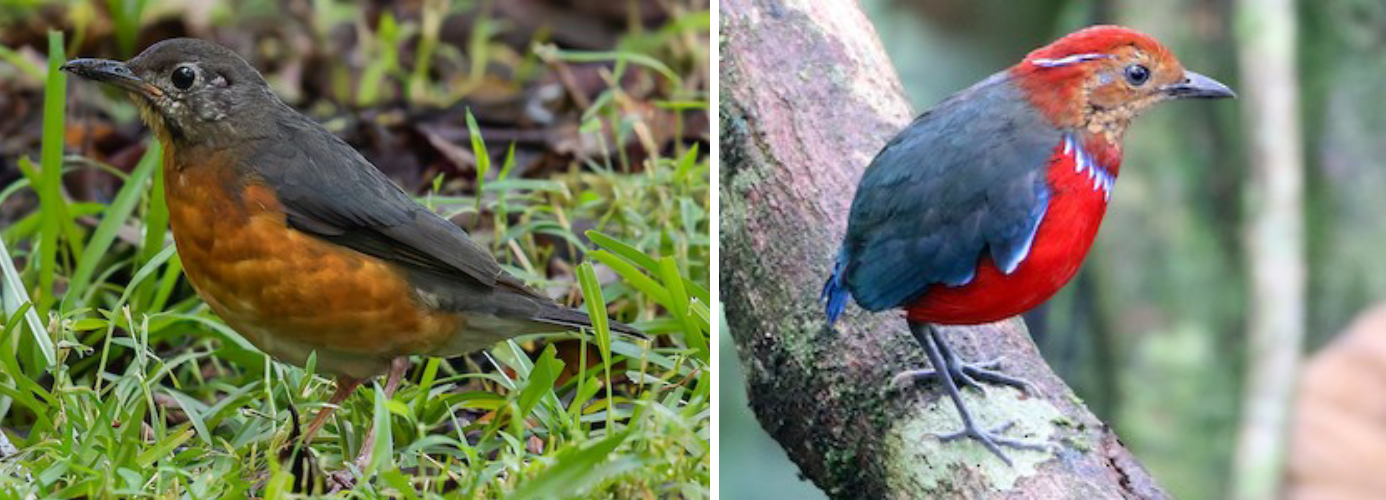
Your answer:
[1231,0,1306,498]
[719,0,1168,497]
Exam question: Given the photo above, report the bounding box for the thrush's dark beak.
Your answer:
[60,58,163,98]
[1162,70,1236,100]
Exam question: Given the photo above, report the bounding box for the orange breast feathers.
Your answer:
[906,137,1119,324]
[162,160,462,374]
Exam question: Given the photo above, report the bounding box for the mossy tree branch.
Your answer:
[719,0,1168,497]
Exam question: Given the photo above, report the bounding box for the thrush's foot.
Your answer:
[325,469,357,492]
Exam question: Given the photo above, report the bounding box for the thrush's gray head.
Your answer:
[62,38,281,146]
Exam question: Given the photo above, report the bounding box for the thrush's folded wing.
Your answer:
[245,114,509,290]
[840,72,1060,311]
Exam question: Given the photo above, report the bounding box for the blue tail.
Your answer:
[821,248,851,325]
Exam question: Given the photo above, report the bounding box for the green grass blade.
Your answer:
[497,142,517,180]
[688,298,711,333]
[0,239,53,365]
[411,356,441,418]
[682,278,711,306]
[116,245,176,305]
[36,30,66,316]
[659,256,706,360]
[587,250,670,306]
[0,377,53,432]
[509,430,631,500]
[587,231,708,303]
[145,254,181,312]
[164,390,212,446]
[538,46,681,85]
[68,141,160,301]
[586,230,658,272]
[141,141,169,262]
[465,107,490,227]
[515,344,563,421]
[135,141,168,309]
[136,424,195,468]
[105,0,148,57]
[381,469,420,500]
[367,382,394,477]
[0,44,44,81]
[577,261,615,429]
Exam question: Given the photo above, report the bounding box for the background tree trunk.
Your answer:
[1231,0,1306,498]
[719,0,1168,497]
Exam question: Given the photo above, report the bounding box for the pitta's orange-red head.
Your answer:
[1011,25,1234,143]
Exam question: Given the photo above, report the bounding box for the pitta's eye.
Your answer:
[1124,64,1150,86]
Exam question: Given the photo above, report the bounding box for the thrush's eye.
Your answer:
[171,66,196,90]
[1124,64,1150,86]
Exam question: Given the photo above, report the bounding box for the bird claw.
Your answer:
[954,369,987,395]
[971,356,1005,371]
[959,361,1037,396]
[890,368,941,388]
[933,421,1052,466]
[891,356,1034,396]
[325,469,357,492]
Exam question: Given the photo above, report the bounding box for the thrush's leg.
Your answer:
[321,358,411,492]
[302,376,363,445]
[908,321,1049,465]
[289,379,363,494]
[351,357,411,470]
[891,330,1034,395]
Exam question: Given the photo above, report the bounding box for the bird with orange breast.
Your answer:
[62,39,642,484]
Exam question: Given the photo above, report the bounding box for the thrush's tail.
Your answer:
[531,303,644,338]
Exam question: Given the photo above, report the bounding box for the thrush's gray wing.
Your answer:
[244,113,518,291]
[225,107,643,341]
